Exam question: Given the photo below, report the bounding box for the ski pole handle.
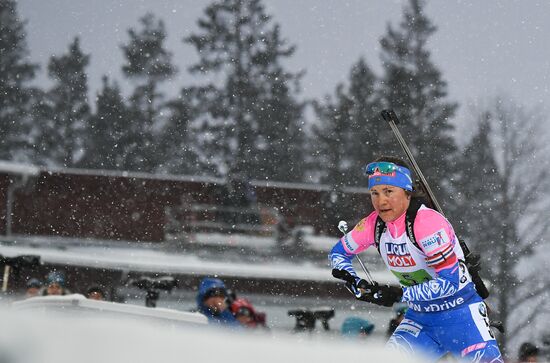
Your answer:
[337,221,348,235]
[338,220,375,284]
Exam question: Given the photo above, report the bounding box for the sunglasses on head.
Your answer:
[364,161,409,176]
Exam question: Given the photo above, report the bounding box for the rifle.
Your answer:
[380,109,490,299]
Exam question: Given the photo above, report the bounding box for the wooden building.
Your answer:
[0,162,371,243]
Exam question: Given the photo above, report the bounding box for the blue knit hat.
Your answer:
[46,271,66,287]
[197,277,227,304]
[365,161,413,192]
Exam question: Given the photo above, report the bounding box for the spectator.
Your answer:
[25,278,42,298]
[42,271,70,296]
[86,286,106,301]
[386,303,408,337]
[518,342,539,362]
[341,317,375,338]
[196,277,239,327]
[230,298,268,329]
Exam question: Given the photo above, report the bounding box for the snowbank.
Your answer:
[0,240,393,283]
[0,301,424,363]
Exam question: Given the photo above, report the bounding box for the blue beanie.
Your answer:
[46,271,66,287]
[365,161,413,192]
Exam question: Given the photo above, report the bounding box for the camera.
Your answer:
[127,276,178,307]
[314,308,335,331]
[288,307,335,332]
[0,254,41,276]
[0,254,41,292]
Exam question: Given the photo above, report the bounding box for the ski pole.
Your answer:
[338,220,375,285]
[380,109,490,299]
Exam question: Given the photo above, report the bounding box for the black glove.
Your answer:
[356,284,403,307]
[332,269,402,307]
[332,268,373,297]
[332,268,359,285]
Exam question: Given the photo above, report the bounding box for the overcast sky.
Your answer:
[17,0,550,137]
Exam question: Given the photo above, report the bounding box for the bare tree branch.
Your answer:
[509,282,550,310]
[509,305,544,337]
[467,97,550,351]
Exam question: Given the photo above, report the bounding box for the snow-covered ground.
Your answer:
[0,235,392,283]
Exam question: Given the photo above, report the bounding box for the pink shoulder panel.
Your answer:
[340,211,377,254]
[413,207,456,257]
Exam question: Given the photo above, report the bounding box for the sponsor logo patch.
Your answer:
[478,302,487,317]
[343,234,359,252]
[385,242,416,267]
[371,170,396,177]
[461,342,487,357]
[354,218,366,232]
[395,319,422,337]
[419,229,449,254]
[407,297,466,312]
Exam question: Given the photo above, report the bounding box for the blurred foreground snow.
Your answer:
[0,296,424,363]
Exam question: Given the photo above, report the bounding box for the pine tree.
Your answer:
[80,76,131,170]
[157,89,206,175]
[454,112,503,265]
[457,98,550,353]
[35,37,90,167]
[120,12,177,172]
[378,0,458,204]
[482,99,549,353]
[0,0,38,161]
[312,58,383,188]
[185,0,305,181]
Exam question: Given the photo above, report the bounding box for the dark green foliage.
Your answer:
[121,13,176,81]
[0,0,38,160]
[185,0,306,181]
[456,98,550,352]
[157,89,209,175]
[486,99,549,352]
[34,37,90,167]
[79,76,131,169]
[311,58,383,188]
[455,113,503,270]
[120,13,177,172]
